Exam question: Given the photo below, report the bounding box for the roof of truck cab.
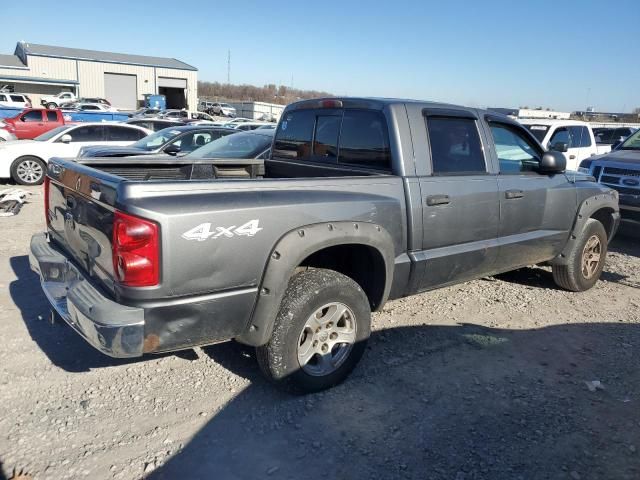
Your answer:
[289,97,462,109]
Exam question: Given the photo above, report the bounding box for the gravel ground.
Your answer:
[0,185,639,480]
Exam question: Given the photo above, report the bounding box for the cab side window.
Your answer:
[22,111,43,122]
[569,126,591,147]
[490,123,541,174]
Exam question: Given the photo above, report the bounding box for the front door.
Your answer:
[14,110,46,139]
[417,113,500,291]
[487,121,576,272]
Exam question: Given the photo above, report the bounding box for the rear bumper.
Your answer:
[29,232,145,358]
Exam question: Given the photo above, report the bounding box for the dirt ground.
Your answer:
[0,185,638,480]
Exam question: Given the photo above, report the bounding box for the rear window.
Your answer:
[273,108,391,170]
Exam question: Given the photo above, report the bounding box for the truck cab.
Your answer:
[0,108,64,139]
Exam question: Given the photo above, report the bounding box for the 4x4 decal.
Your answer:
[182,220,262,242]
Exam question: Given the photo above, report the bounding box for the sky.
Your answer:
[2,0,639,112]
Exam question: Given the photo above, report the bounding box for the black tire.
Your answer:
[46,103,57,110]
[552,218,608,292]
[11,156,46,185]
[256,268,371,394]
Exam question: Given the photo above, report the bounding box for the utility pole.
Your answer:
[227,49,231,84]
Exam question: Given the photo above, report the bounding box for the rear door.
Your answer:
[416,109,500,290]
[486,119,576,272]
[104,125,147,145]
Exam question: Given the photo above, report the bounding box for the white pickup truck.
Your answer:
[519,119,611,171]
[40,91,76,109]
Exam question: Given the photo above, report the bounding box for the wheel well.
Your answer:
[590,207,615,239]
[298,244,387,311]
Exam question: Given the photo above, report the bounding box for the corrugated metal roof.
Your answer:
[20,42,197,71]
[0,54,26,68]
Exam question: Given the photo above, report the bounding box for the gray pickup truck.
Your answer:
[30,98,620,393]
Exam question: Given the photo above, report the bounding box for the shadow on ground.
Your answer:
[8,255,196,372]
[149,322,640,480]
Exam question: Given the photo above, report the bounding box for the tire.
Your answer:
[46,103,57,110]
[552,218,608,292]
[11,156,46,185]
[256,268,371,394]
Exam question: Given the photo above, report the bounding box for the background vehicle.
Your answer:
[0,108,65,139]
[519,119,611,170]
[185,128,273,159]
[231,121,271,131]
[0,122,150,184]
[40,92,76,109]
[77,97,111,106]
[580,128,640,230]
[132,108,162,118]
[211,102,236,117]
[79,125,235,158]
[126,118,186,131]
[62,102,117,112]
[31,98,619,394]
[0,92,31,108]
[593,127,637,147]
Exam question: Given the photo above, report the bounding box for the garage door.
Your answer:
[158,77,187,89]
[104,73,137,109]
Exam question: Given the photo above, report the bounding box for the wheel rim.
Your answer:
[297,302,357,377]
[581,234,602,279]
[16,160,43,184]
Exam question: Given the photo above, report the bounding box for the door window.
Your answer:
[106,126,146,141]
[22,111,43,122]
[549,128,569,148]
[490,123,541,174]
[45,111,58,122]
[10,95,25,103]
[0,95,6,101]
[568,126,591,147]
[65,125,105,142]
[427,117,486,174]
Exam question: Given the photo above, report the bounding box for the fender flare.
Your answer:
[236,221,396,346]
[552,191,620,266]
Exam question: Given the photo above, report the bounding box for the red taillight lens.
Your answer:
[44,176,50,227]
[112,211,159,287]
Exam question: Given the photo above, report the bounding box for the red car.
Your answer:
[0,108,66,139]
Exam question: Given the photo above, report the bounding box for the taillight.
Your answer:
[112,211,159,287]
[44,177,50,227]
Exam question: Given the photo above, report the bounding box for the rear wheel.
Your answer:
[11,156,46,185]
[552,218,608,291]
[256,268,371,394]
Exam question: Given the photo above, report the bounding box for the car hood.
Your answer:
[80,145,152,158]
[592,150,640,165]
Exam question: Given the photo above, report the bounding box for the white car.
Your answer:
[0,123,151,185]
[0,92,32,109]
[63,102,117,112]
[41,92,77,109]
[518,119,611,171]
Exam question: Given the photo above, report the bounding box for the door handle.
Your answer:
[505,189,524,199]
[426,194,450,206]
[569,155,576,160]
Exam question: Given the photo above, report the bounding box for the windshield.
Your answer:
[620,129,640,150]
[131,128,183,151]
[34,126,71,142]
[187,131,272,159]
[524,125,549,143]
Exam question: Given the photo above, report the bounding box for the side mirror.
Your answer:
[60,134,72,143]
[164,144,181,155]
[539,151,566,174]
[550,142,568,153]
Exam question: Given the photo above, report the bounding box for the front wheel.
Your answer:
[256,268,371,394]
[552,218,608,291]
[11,156,46,185]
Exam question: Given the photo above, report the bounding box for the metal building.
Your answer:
[0,42,197,110]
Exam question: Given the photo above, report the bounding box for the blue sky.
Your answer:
[2,0,639,112]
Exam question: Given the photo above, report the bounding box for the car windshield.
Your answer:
[524,125,549,143]
[34,126,71,141]
[131,128,183,151]
[187,131,272,159]
[620,129,640,150]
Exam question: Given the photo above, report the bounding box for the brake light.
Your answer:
[112,211,159,287]
[44,177,50,227]
[319,99,343,108]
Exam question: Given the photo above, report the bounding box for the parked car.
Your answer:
[0,123,151,185]
[30,98,620,393]
[79,125,235,158]
[593,127,636,146]
[132,108,162,118]
[579,128,640,230]
[40,92,77,109]
[62,102,117,112]
[211,102,236,117]
[198,101,215,113]
[185,128,273,159]
[519,119,611,170]
[0,92,31,109]
[224,117,253,125]
[0,108,65,140]
[126,118,186,132]
[231,122,271,131]
[77,97,111,106]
